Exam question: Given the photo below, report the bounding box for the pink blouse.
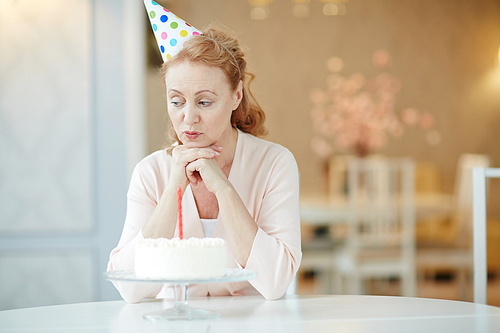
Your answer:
[107,130,302,302]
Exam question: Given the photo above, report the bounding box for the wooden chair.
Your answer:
[416,154,490,301]
[334,157,416,296]
[300,218,347,294]
[299,154,355,294]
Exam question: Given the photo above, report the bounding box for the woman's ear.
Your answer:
[232,80,243,110]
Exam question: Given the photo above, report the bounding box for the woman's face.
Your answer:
[165,61,242,149]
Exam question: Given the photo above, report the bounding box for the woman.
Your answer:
[107,25,301,302]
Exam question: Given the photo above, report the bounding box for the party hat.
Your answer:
[143,0,202,62]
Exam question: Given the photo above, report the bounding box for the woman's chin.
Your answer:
[182,141,210,149]
[181,136,218,149]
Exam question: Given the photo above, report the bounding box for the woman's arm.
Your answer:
[140,183,179,239]
[107,161,164,303]
[185,157,258,266]
[187,147,302,300]
[215,181,258,267]
[245,150,302,300]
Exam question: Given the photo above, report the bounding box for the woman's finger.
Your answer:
[172,146,220,166]
[185,160,203,186]
[185,157,228,193]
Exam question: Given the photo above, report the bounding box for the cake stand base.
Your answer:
[143,282,220,322]
[143,306,220,322]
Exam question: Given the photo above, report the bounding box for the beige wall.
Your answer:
[146,0,500,217]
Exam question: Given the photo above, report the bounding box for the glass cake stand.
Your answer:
[105,268,257,322]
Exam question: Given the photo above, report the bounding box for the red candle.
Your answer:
[177,185,183,239]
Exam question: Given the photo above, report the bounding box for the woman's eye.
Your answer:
[170,100,183,107]
[199,100,212,107]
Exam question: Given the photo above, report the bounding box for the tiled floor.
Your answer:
[297,270,500,307]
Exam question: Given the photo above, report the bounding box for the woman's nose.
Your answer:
[183,104,200,125]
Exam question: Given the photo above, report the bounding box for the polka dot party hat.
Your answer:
[143,0,202,62]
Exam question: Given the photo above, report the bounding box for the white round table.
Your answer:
[1,295,500,332]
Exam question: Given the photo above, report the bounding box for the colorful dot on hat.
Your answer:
[151,1,159,5]
[149,11,156,19]
[161,32,167,40]
[163,8,170,12]
[153,23,157,31]
[170,38,177,46]
[170,22,178,29]
[167,54,172,60]
[193,32,200,35]
[180,30,188,37]
[160,15,168,23]
[160,45,165,53]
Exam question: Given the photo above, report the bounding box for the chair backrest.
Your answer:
[472,167,500,304]
[451,154,490,247]
[346,157,415,251]
[328,155,352,200]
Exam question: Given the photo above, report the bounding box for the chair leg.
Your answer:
[457,268,468,301]
[331,269,343,294]
[314,269,331,295]
[352,272,363,295]
[402,271,416,297]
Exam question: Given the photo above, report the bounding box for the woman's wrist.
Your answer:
[213,178,234,199]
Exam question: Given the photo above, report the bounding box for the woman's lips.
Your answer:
[184,131,201,140]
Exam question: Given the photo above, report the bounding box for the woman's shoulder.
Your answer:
[137,148,170,164]
[239,130,295,160]
[127,149,170,199]
[133,149,171,177]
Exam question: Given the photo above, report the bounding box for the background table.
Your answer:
[1,295,499,332]
[300,192,452,225]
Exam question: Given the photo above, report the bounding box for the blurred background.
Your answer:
[0,0,499,310]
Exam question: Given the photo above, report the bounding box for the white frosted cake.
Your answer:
[135,237,227,279]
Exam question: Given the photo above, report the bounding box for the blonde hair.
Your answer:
[161,24,267,145]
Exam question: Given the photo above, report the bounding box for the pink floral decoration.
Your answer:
[310,50,437,158]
